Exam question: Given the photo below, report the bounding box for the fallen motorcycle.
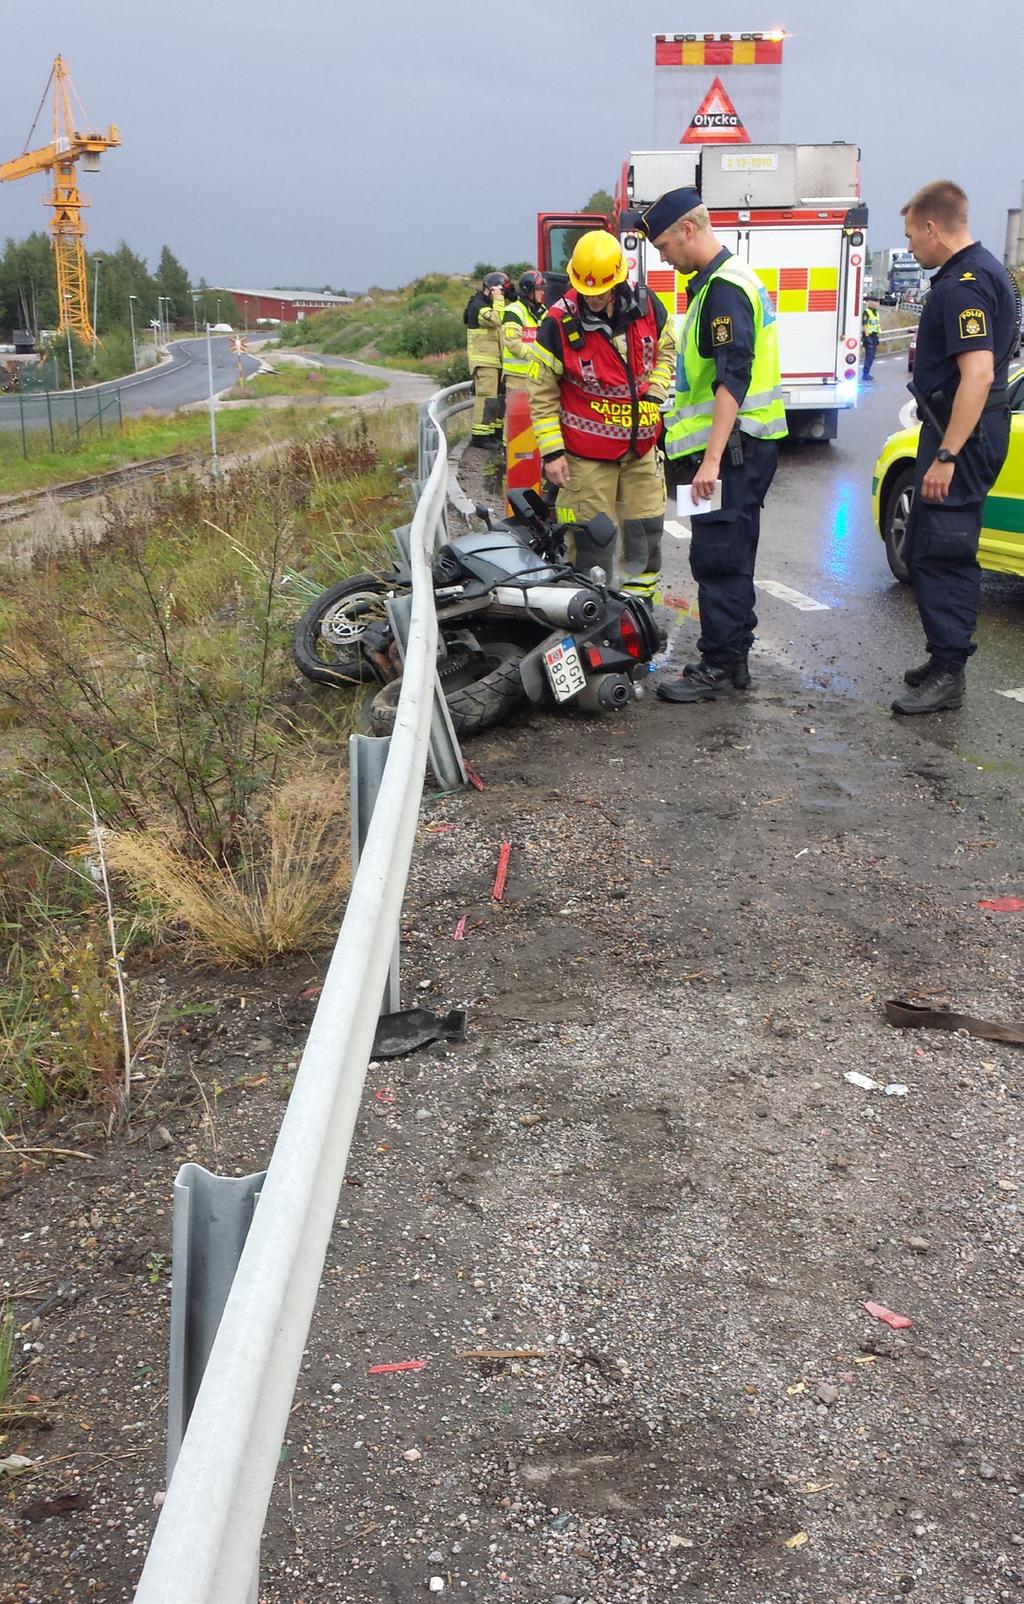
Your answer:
[292,489,665,737]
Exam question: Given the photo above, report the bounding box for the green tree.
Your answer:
[155,244,192,327]
[471,261,496,280]
[502,261,532,282]
[0,233,58,336]
[581,189,615,218]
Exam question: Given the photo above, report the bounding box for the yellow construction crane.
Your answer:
[0,55,120,343]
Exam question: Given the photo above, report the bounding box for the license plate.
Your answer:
[543,637,586,703]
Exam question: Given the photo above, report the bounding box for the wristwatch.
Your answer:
[936,447,959,464]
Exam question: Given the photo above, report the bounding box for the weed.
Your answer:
[0,1302,14,1417]
[144,1252,168,1285]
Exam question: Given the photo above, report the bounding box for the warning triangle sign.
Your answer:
[680,76,751,145]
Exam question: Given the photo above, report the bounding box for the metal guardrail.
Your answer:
[133,380,473,1604]
[877,324,918,347]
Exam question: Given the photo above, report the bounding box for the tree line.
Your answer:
[0,234,241,341]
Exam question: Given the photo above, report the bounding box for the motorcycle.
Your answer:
[292,489,666,738]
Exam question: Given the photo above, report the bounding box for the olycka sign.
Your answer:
[681,76,750,144]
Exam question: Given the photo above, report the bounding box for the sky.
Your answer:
[3,0,1022,293]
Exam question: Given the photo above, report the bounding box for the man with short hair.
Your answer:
[527,231,676,597]
[637,187,787,703]
[891,179,1015,715]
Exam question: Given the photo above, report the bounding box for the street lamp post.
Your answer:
[191,291,200,337]
[205,322,219,476]
[91,255,103,358]
[128,294,139,371]
[63,294,76,390]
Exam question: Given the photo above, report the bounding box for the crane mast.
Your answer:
[0,55,120,343]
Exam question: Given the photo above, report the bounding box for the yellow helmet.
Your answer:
[567,231,627,296]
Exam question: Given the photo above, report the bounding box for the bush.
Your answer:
[377,305,464,361]
[471,262,496,279]
[438,351,470,386]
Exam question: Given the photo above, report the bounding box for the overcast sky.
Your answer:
[4,0,1021,292]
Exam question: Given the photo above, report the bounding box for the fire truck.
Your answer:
[536,143,868,443]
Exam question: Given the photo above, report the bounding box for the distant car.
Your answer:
[880,291,897,307]
[872,364,1024,582]
[211,322,234,334]
[908,332,916,374]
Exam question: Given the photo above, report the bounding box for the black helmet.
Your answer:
[519,269,546,298]
[483,271,512,292]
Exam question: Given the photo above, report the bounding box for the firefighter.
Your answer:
[527,232,676,598]
[501,269,547,442]
[636,186,788,703]
[891,180,1015,715]
[861,294,881,381]
[464,272,510,449]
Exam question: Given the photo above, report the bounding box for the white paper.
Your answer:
[676,481,722,518]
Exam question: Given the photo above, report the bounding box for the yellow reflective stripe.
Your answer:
[556,506,577,524]
[530,342,563,377]
[533,416,564,454]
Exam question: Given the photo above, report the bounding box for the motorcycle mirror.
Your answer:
[474,504,493,529]
[584,512,617,549]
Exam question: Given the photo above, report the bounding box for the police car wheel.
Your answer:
[883,467,914,585]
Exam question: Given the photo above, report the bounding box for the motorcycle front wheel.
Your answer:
[369,641,528,738]
[293,574,397,686]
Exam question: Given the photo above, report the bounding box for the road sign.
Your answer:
[681,77,751,145]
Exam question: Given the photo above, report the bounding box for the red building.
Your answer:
[217,288,354,326]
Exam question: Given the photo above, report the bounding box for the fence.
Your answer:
[132,380,473,1604]
[0,385,124,459]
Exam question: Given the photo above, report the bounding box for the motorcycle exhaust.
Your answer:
[573,672,632,713]
[489,585,601,631]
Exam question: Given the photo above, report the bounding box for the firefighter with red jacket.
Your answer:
[527,232,676,597]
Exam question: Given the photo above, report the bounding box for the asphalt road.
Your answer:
[0,334,262,429]
[660,353,1024,775]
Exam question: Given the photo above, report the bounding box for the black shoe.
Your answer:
[903,657,936,688]
[891,665,965,715]
[470,435,502,452]
[685,652,749,689]
[657,662,735,703]
[863,374,874,382]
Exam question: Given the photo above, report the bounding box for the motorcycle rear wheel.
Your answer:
[369,642,528,738]
[293,574,396,686]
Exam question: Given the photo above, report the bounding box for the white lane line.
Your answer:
[996,686,1024,703]
[664,518,691,540]
[755,579,831,612]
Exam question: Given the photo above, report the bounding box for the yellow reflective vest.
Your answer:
[465,292,505,370]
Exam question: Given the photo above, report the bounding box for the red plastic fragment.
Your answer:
[977,897,1024,912]
[367,1359,427,1374]
[464,765,486,792]
[453,916,467,941]
[491,841,512,902]
[863,1301,914,1330]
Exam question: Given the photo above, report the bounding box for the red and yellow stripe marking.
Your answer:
[655,36,783,67]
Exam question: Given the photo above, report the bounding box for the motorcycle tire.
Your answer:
[369,642,528,739]
[293,574,396,687]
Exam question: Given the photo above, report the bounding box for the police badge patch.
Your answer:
[711,315,733,344]
[958,307,987,339]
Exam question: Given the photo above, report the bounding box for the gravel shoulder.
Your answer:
[2,490,1022,1603]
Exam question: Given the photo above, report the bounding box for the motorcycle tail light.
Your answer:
[618,608,644,661]
[584,645,604,669]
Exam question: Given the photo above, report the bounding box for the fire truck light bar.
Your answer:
[654,32,786,42]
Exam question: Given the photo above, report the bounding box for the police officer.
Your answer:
[527,231,676,598]
[464,272,510,449]
[861,294,881,381]
[891,180,1015,715]
[501,270,546,444]
[636,187,788,703]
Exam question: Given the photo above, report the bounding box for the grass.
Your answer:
[229,366,386,401]
[0,407,265,496]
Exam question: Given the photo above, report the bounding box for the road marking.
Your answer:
[755,579,830,612]
[996,686,1024,703]
[664,519,691,540]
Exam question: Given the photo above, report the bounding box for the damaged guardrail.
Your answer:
[133,382,473,1604]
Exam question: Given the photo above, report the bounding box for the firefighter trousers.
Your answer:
[554,448,666,595]
[471,365,502,438]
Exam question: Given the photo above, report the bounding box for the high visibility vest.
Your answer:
[464,292,504,370]
[547,291,662,461]
[862,305,880,338]
[664,257,787,459]
[501,299,543,378]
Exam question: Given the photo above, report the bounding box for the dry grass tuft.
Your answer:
[103,770,351,966]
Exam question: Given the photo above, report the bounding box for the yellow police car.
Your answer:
[872,365,1024,581]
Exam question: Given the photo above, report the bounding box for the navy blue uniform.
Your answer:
[678,249,779,666]
[908,241,1015,665]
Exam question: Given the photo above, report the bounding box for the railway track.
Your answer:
[0,452,191,525]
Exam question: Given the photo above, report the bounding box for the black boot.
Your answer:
[657,661,734,703]
[891,664,965,715]
[683,652,749,689]
[903,657,936,687]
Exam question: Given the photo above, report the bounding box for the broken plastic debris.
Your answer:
[844,1071,882,1092]
[864,1301,913,1330]
[463,765,486,792]
[367,1360,427,1375]
[884,1083,909,1097]
[453,916,467,941]
[784,1531,809,1549]
[371,1007,467,1060]
[977,896,1024,912]
[885,998,1024,1045]
[491,841,512,902]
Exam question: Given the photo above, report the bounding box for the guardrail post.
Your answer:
[349,732,400,1014]
[386,592,467,791]
[167,1163,265,1604]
